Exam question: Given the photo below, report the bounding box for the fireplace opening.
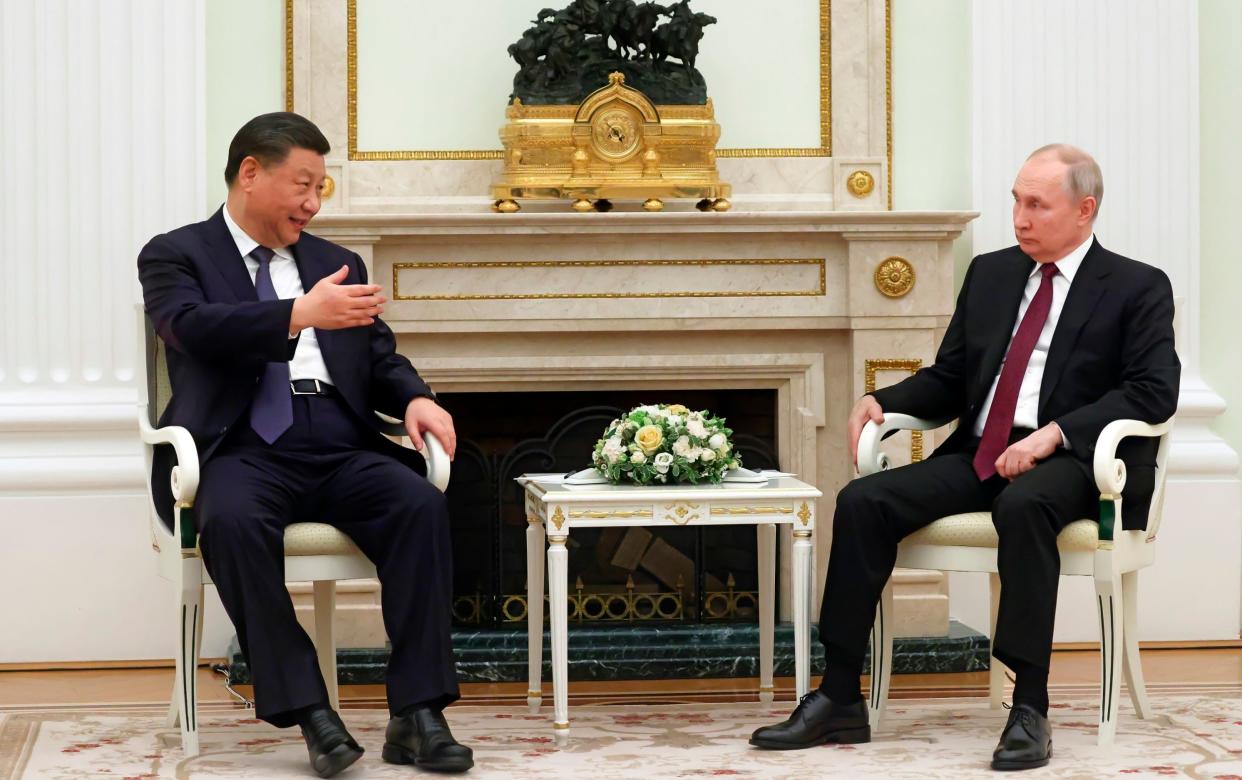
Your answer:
[439,389,780,627]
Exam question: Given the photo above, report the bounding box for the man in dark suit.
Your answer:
[139,112,473,776]
[750,144,1180,770]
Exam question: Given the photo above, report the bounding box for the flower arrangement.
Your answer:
[591,403,741,485]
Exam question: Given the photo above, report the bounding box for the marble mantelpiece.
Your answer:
[301,207,976,641]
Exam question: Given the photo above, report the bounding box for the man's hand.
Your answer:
[404,396,456,461]
[848,394,885,467]
[994,423,1063,479]
[290,265,387,333]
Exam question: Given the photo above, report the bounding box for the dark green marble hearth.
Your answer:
[226,621,988,685]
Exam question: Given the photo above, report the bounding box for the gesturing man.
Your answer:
[139,112,472,776]
[750,144,1180,771]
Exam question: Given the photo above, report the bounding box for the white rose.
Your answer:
[686,447,704,462]
[701,449,716,462]
[672,435,693,457]
[709,432,727,450]
[602,436,625,463]
[630,451,647,465]
[653,452,673,473]
[667,414,683,427]
[687,419,709,439]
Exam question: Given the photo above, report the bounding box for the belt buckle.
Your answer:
[291,379,321,396]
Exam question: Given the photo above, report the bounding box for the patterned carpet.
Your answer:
[4,687,1242,778]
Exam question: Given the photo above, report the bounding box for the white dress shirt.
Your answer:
[972,234,1095,441]
[222,204,335,385]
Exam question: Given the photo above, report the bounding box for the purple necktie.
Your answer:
[248,246,293,444]
[973,263,1059,480]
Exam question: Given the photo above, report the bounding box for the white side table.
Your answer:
[518,475,822,737]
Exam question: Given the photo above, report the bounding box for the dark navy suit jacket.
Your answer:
[138,208,430,527]
[870,239,1181,530]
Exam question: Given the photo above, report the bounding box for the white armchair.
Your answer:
[858,413,1173,746]
[136,304,450,756]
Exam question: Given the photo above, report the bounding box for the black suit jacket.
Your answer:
[138,208,430,527]
[870,239,1180,530]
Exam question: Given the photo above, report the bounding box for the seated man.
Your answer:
[139,112,472,777]
[750,144,1180,770]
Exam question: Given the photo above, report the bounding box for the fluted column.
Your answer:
[969,0,1240,641]
[0,0,205,492]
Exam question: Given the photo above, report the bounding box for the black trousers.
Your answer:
[819,442,1096,678]
[196,393,460,727]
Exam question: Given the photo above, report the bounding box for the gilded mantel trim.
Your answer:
[392,258,827,301]
[864,358,924,461]
[333,0,837,160]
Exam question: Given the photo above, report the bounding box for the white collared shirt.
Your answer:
[222,204,335,385]
[972,234,1094,440]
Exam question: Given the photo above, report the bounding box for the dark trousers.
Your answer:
[819,442,1096,681]
[196,393,460,727]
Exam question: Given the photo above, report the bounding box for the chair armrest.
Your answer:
[137,408,200,504]
[857,414,954,477]
[1091,418,1174,497]
[420,431,450,494]
[375,412,451,494]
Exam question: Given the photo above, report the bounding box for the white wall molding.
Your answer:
[962,0,1240,643]
[0,0,205,496]
[0,0,216,664]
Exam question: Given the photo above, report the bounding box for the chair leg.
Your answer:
[1095,567,1123,747]
[867,579,894,730]
[1121,570,1150,719]
[988,573,1006,709]
[312,580,339,711]
[175,561,204,756]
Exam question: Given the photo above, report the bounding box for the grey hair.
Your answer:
[1027,143,1104,220]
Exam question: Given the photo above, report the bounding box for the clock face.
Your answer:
[591,104,642,162]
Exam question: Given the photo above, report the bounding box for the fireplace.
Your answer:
[440,389,780,627]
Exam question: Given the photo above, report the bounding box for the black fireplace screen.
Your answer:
[438,389,779,626]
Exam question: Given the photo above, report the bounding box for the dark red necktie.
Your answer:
[973,263,1058,480]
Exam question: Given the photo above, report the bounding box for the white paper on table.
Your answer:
[561,467,795,485]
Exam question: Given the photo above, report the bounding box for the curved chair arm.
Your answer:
[420,431,451,494]
[1091,417,1174,496]
[857,414,955,477]
[375,412,451,494]
[137,410,201,505]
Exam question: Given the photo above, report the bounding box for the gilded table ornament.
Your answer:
[874,256,915,298]
[846,170,875,198]
[492,74,731,213]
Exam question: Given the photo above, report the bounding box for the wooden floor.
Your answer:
[3,647,1242,708]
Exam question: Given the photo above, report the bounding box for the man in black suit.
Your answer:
[750,144,1180,770]
[139,113,473,776]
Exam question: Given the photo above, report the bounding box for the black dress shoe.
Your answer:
[298,707,364,778]
[383,706,474,773]
[749,690,870,750]
[992,703,1052,771]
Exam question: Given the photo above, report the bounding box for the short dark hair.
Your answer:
[224,112,330,187]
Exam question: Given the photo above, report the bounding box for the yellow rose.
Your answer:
[635,424,664,454]
[666,404,690,415]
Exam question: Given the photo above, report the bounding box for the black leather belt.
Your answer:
[290,379,338,397]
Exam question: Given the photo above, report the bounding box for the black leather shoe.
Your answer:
[383,706,474,773]
[749,690,870,750]
[298,707,364,778]
[991,703,1052,771]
